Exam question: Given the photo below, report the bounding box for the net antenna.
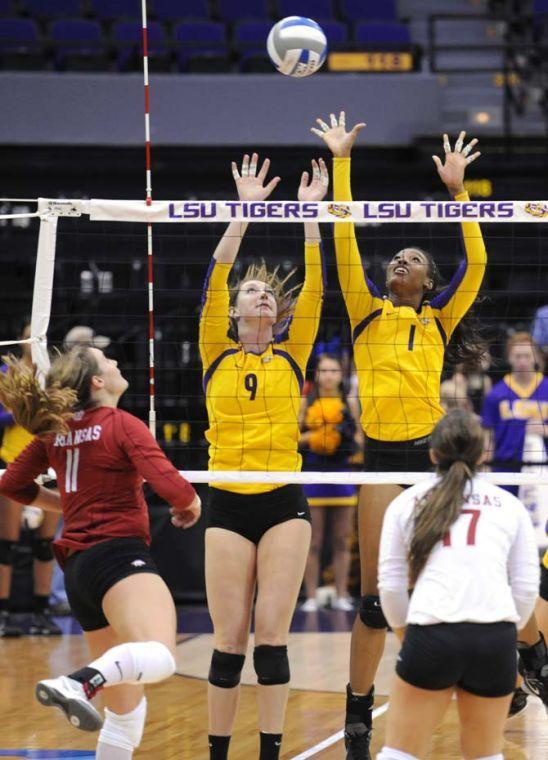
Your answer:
[141,0,157,436]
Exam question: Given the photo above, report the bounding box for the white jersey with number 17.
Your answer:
[379,476,540,629]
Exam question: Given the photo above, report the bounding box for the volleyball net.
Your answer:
[0,197,547,499]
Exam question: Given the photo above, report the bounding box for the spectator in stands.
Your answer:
[0,320,61,636]
[441,356,492,414]
[482,332,547,491]
[299,354,363,612]
[532,304,548,365]
[64,325,110,351]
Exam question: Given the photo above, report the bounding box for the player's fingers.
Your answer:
[311,127,325,138]
[300,171,309,188]
[231,162,240,181]
[432,155,443,170]
[319,157,329,185]
[311,159,321,181]
[351,123,366,139]
[339,110,346,128]
[443,134,451,153]
[264,176,281,194]
[462,138,478,157]
[249,152,258,177]
[466,151,481,165]
[316,118,330,132]
[454,130,466,152]
[257,157,270,182]
[241,153,250,177]
[330,112,338,128]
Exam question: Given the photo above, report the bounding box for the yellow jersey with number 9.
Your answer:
[199,244,324,494]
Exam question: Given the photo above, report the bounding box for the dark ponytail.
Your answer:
[419,248,488,368]
[408,410,485,584]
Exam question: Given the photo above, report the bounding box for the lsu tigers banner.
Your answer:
[38,198,548,223]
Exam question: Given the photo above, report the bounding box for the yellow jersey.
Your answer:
[334,157,487,442]
[0,423,34,464]
[199,243,323,494]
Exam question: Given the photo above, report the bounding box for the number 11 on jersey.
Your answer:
[65,448,80,493]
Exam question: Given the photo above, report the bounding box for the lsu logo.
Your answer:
[525,202,548,218]
[327,203,352,218]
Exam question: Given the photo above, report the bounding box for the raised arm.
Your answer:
[312,111,382,331]
[199,154,281,369]
[280,159,328,370]
[430,132,487,338]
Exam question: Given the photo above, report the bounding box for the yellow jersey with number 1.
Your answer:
[333,157,487,442]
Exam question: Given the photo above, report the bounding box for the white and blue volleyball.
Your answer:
[267,17,327,78]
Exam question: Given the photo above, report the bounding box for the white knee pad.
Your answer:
[128,641,176,684]
[377,749,419,760]
[98,696,147,752]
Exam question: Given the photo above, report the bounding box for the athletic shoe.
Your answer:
[300,598,319,612]
[35,676,103,731]
[508,687,528,717]
[28,610,63,636]
[0,610,23,638]
[521,665,548,709]
[49,599,72,617]
[344,722,372,760]
[331,597,354,611]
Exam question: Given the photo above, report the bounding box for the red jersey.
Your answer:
[0,406,196,566]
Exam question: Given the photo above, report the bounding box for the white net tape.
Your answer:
[2,199,548,223]
[0,470,546,485]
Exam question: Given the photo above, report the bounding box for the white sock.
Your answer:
[377,749,419,760]
[96,696,147,758]
[89,642,175,686]
[96,743,133,760]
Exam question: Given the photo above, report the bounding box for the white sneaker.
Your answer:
[301,598,319,612]
[35,676,103,731]
[331,597,354,611]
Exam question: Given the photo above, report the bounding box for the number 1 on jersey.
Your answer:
[443,508,481,547]
[65,448,80,493]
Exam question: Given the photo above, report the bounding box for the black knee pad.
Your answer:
[208,649,245,689]
[359,595,388,630]
[0,539,15,566]
[32,537,54,562]
[253,645,290,686]
[541,563,548,603]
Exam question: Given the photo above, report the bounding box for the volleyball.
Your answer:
[267,17,327,78]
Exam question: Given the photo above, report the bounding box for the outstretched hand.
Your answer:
[310,111,366,157]
[432,131,480,196]
[298,158,329,202]
[231,153,281,201]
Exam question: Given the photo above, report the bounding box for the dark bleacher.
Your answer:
[174,20,228,73]
[0,0,415,72]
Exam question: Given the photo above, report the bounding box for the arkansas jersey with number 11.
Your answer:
[379,476,540,629]
[0,406,196,565]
